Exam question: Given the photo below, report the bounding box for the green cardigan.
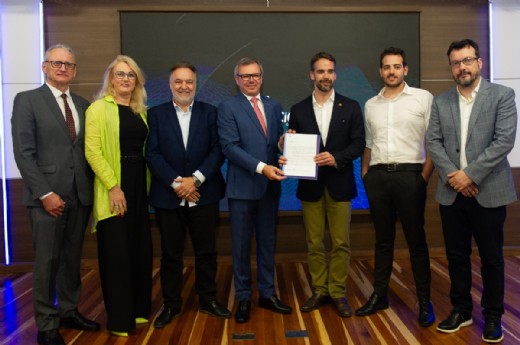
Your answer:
[85,95,149,230]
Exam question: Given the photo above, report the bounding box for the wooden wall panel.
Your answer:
[4,171,519,263]
[5,0,510,264]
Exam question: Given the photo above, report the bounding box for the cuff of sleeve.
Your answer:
[193,170,206,184]
[39,192,53,200]
[256,162,266,175]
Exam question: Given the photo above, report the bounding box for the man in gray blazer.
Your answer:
[427,39,517,343]
[12,44,99,345]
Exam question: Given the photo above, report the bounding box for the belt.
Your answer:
[371,163,423,172]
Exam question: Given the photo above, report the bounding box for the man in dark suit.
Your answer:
[217,57,292,323]
[146,61,231,328]
[281,52,365,317]
[427,39,517,343]
[11,44,99,345]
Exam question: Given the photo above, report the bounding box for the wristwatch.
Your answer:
[192,175,202,188]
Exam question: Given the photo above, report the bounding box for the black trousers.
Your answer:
[97,159,152,332]
[155,202,220,308]
[440,195,506,321]
[364,169,431,300]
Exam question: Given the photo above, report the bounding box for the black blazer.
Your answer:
[145,100,225,209]
[288,92,365,202]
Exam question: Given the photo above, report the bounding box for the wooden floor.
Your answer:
[1,254,520,345]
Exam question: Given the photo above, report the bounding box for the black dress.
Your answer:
[96,104,152,332]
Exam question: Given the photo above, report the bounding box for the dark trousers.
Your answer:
[30,190,91,331]
[155,202,219,307]
[440,195,506,321]
[97,210,152,332]
[229,189,279,301]
[364,169,431,300]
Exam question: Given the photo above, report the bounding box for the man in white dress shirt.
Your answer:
[355,47,435,327]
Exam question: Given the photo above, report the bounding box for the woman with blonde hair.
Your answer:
[85,55,152,336]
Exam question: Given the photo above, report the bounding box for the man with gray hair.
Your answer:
[12,44,99,345]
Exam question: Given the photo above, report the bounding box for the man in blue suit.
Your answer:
[146,61,231,328]
[217,57,292,323]
[427,39,517,343]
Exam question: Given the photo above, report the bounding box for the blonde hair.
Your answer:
[96,55,147,114]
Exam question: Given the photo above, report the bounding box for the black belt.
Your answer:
[371,163,423,172]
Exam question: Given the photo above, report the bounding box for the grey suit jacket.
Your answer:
[427,78,517,207]
[12,84,93,207]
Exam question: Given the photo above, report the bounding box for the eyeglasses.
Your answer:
[450,57,478,68]
[114,71,137,80]
[237,73,262,81]
[45,60,76,70]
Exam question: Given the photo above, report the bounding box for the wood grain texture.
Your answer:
[2,255,520,344]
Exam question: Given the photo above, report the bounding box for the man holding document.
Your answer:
[280,52,365,317]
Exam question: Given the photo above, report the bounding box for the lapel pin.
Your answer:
[338,103,343,107]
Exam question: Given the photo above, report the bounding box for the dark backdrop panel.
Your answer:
[121,12,420,210]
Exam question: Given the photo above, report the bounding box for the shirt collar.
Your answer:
[312,89,335,106]
[456,77,481,102]
[173,99,194,112]
[243,93,261,102]
[377,82,411,99]
[46,82,70,99]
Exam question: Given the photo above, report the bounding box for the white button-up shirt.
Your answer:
[364,83,433,165]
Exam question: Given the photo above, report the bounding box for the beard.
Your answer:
[383,74,404,88]
[454,70,479,87]
[316,79,333,92]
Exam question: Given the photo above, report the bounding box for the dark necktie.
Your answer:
[251,97,267,136]
[61,93,76,141]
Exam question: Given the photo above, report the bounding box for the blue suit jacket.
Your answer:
[427,79,517,207]
[217,93,283,200]
[145,100,225,209]
[288,93,365,202]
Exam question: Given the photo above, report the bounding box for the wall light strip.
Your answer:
[40,0,45,83]
[0,55,10,265]
[489,0,494,82]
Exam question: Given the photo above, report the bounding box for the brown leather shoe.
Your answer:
[332,297,353,318]
[300,293,331,312]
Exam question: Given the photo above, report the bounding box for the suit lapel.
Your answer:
[71,94,85,140]
[467,79,490,140]
[166,101,188,151]
[448,88,462,148]
[186,102,200,152]
[40,85,71,138]
[238,94,267,139]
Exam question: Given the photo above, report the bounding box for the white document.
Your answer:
[282,133,320,180]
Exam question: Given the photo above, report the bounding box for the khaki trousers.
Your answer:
[301,189,352,298]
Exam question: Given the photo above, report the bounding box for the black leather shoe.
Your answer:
[332,297,353,318]
[436,310,473,333]
[482,319,503,343]
[200,298,232,319]
[258,295,292,314]
[300,293,331,312]
[418,300,435,327]
[154,305,181,328]
[235,300,251,323]
[37,329,65,345]
[60,310,100,331]
[355,293,389,316]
